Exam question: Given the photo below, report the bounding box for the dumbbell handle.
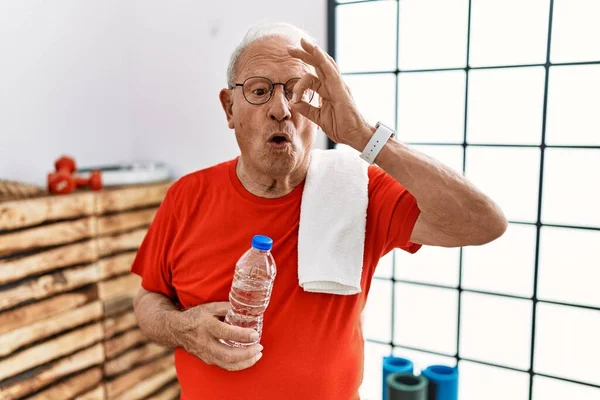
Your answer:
[75,171,103,190]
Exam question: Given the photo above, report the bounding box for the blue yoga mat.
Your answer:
[382,356,414,400]
[421,365,459,400]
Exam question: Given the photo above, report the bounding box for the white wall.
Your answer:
[129,0,328,178]
[0,0,134,186]
[0,0,327,185]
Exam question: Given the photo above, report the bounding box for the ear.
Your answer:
[219,88,235,129]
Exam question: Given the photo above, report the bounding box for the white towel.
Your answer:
[298,148,369,295]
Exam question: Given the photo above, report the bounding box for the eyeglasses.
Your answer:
[231,76,315,106]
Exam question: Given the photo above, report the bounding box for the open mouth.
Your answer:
[268,134,291,146]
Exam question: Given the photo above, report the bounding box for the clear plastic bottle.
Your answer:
[223,235,277,347]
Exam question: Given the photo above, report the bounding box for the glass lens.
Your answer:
[243,77,273,104]
[285,78,315,103]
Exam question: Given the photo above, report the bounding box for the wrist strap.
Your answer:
[359,122,395,164]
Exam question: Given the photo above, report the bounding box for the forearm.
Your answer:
[382,138,504,231]
[349,129,507,245]
[133,288,186,349]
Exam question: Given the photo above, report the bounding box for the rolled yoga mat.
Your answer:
[386,373,429,400]
[421,365,459,400]
[382,356,414,400]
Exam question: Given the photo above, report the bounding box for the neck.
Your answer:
[236,155,310,198]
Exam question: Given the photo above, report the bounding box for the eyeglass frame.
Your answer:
[230,76,315,105]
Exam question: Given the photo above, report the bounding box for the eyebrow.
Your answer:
[239,74,303,83]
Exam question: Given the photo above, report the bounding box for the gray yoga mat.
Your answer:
[386,373,429,400]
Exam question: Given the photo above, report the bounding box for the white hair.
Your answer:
[226,22,315,88]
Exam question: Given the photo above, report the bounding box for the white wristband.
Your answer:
[359,122,395,164]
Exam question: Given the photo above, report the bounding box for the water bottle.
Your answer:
[222,235,277,347]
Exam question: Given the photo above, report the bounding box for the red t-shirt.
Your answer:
[131,156,421,400]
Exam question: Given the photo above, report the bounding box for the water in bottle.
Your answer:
[223,235,277,347]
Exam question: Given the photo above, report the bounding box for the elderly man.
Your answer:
[131,23,507,400]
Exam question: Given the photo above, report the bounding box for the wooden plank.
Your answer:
[96,183,170,214]
[104,342,170,377]
[98,251,137,279]
[0,180,46,202]
[147,381,180,400]
[0,217,96,257]
[0,286,97,335]
[104,328,147,360]
[103,297,133,318]
[98,274,141,301]
[0,301,103,357]
[0,192,95,231]
[0,322,104,382]
[97,229,147,257]
[74,385,105,400]
[0,344,104,400]
[105,355,173,398]
[0,239,97,286]
[26,367,103,400]
[113,366,177,400]
[97,208,157,236]
[104,311,138,339]
[0,263,100,312]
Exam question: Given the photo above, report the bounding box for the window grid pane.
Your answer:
[331,0,600,397]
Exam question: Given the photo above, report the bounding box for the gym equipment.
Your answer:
[76,161,170,187]
[421,365,459,400]
[387,373,429,400]
[47,156,103,195]
[383,356,414,400]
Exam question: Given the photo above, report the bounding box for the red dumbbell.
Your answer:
[74,171,103,191]
[48,156,78,194]
[48,156,103,194]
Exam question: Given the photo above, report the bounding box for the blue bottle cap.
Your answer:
[251,235,273,251]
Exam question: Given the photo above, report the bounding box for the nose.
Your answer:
[267,84,292,122]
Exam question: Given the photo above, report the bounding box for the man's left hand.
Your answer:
[287,38,373,150]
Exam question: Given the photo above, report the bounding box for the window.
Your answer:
[329,1,600,399]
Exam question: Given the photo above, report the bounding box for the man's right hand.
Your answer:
[177,301,263,372]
